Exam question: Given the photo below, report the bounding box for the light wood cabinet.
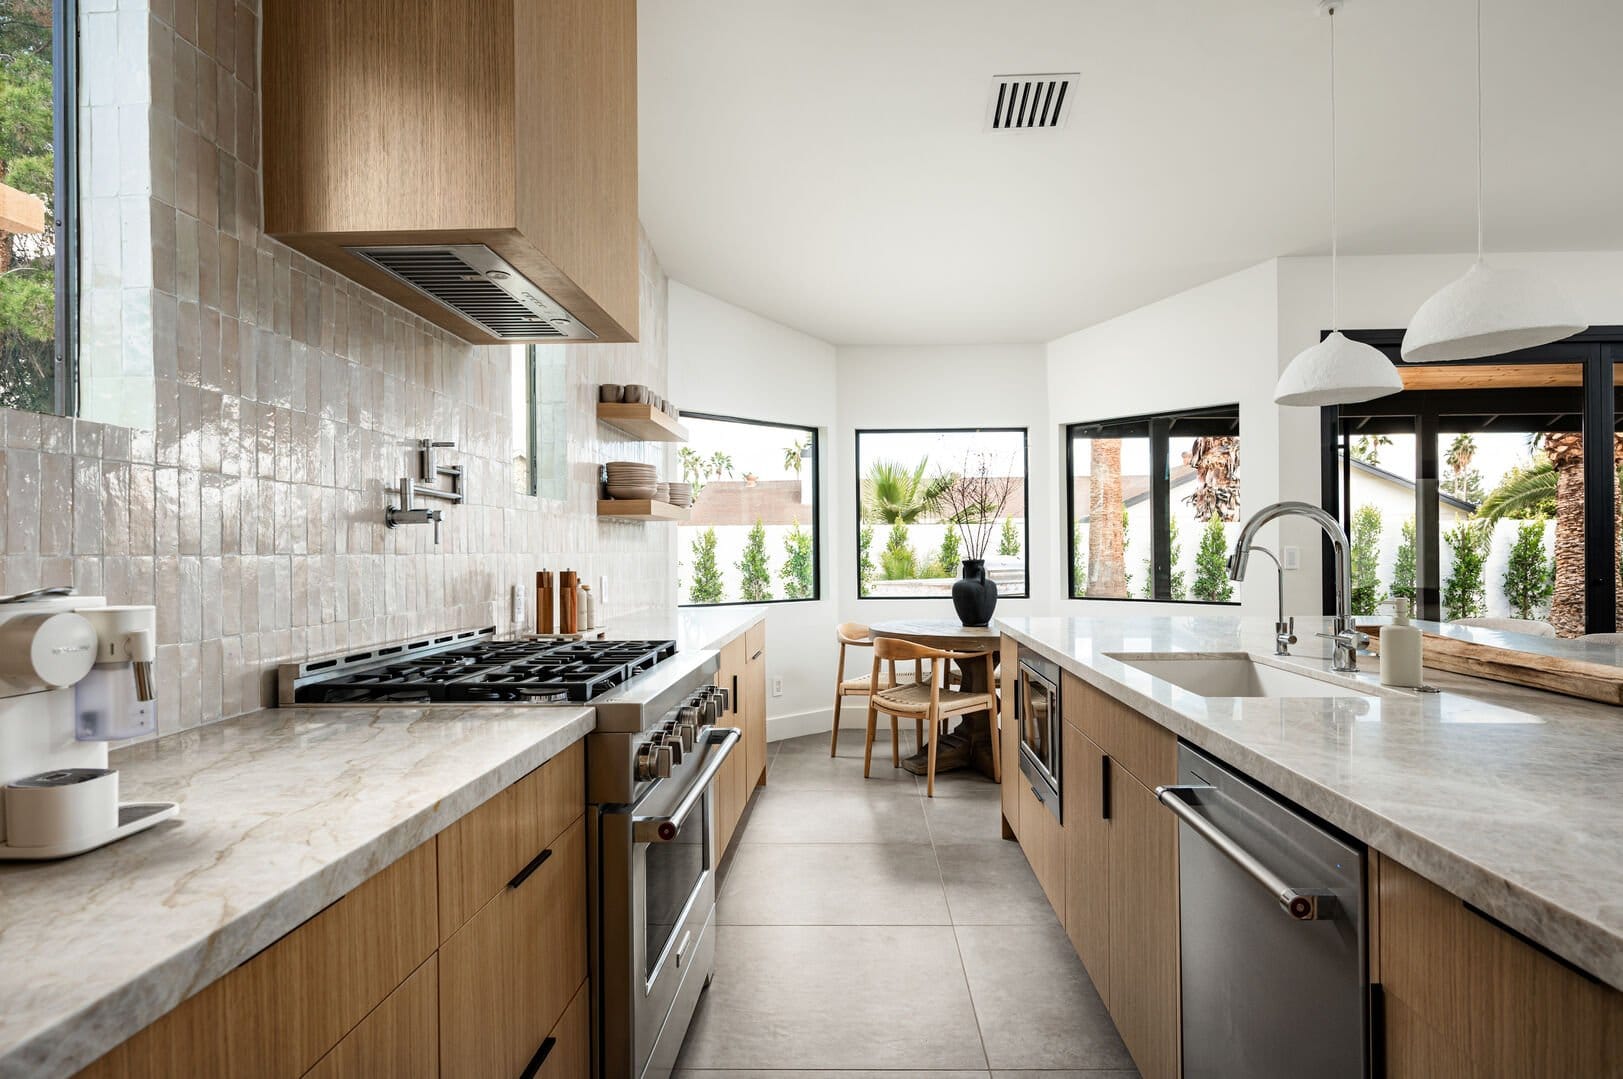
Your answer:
[1015,773,1065,915]
[714,742,747,856]
[436,739,584,940]
[76,751,591,1079]
[1062,719,1109,1000]
[999,637,1020,838]
[1374,853,1623,1077]
[76,842,439,1079]
[305,956,439,1079]
[262,0,639,344]
[440,816,587,1078]
[746,621,768,788]
[1063,670,1175,788]
[1106,770,1181,1079]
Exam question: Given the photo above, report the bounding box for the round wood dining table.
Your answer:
[868,619,1001,782]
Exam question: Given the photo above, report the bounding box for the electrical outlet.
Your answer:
[510,584,525,624]
[1282,546,1301,571]
[771,676,783,697]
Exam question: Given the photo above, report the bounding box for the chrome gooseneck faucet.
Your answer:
[386,439,464,544]
[1228,501,1366,672]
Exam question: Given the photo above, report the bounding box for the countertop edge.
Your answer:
[994,620,1623,992]
[6,708,595,1079]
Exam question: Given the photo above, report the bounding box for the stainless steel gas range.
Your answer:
[279,628,739,1079]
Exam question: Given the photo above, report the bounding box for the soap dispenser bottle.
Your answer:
[1380,597,1423,688]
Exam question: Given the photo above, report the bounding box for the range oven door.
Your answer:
[1016,651,1062,820]
[595,726,741,1079]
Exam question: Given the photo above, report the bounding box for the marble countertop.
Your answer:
[0,703,595,1079]
[609,605,763,651]
[994,614,1623,991]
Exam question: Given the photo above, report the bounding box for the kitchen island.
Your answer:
[995,613,1622,1078]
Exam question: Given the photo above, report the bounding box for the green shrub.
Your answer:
[858,523,876,594]
[880,522,919,581]
[781,521,814,599]
[1192,516,1233,603]
[1442,521,1491,620]
[928,527,961,578]
[998,518,1021,557]
[1350,504,1385,616]
[1391,518,1417,601]
[1503,519,1554,620]
[737,520,773,602]
[688,528,723,604]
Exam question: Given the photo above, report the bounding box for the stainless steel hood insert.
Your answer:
[346,243,599,341]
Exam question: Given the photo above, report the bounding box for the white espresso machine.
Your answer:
[0,588,176,860]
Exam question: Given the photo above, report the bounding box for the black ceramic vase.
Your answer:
[951,559,998,627]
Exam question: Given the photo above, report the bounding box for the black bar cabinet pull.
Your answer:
[519,1035,557,1079]
[1100,753,1111,821]
[732,674,739,713]
[507,846,553,890]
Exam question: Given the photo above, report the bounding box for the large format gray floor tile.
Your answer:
[922,780,1006,843]
[954,923,1134,1070]
[768,744,919,791]
[935,842,1061,926]
[720,842,949,925]
[992,1072,1138,1079]
[677,925,989,1070]
[679,1072,991,1079]
[740,787,931,844]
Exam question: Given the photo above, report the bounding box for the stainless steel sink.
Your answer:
[1108,654,1378,699]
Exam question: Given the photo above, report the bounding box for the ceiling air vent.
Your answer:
[345,244,598,341]
[985,73,1078,132]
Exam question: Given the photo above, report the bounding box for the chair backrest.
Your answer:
[871,635,947,663]
[836,622,873,647]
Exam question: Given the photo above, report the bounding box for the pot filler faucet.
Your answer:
[1228,501,1366,673]
[386,439,464,544]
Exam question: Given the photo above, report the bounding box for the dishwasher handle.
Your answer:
[1156,784,1338,922]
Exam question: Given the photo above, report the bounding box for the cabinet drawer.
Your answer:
[303,955,438,1079]
[1061,671,1175,789]
[78,841,438,1079]
[439,815,588,1078]
[1016,776,1065,916]
[1376,854,1623,1078]
[530,980,591,1079]
[437,739,584,940]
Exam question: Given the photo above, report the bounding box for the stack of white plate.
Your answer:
[605,461,658,499]
[667,482,693,508]
[656,482,671,503]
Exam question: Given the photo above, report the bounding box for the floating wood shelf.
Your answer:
[597,499,690,522]
[596,402,689,442]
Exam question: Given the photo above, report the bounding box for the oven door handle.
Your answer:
[634,727,742,843]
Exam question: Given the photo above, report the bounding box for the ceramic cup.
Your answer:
[599,384,625,403]
[625,384,648,403]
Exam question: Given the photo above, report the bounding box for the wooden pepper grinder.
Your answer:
[535,570,554,635]
[559,570,579,634]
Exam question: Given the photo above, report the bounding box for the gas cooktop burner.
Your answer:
[291,638,678,704]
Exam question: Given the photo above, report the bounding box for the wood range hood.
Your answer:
[261,0,638,345]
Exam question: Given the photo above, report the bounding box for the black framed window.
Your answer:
[854,427,1029,599]
[1066,405,1240,604]
[0,0,77,415]
[1322,329,1623,637]
[678,413,819,606]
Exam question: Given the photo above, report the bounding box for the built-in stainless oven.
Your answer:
[593,708,740,1079]
[1016,650,1061,820]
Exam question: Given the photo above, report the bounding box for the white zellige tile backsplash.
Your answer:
[0,0,675,735]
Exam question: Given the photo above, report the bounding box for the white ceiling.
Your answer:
[637,0,1623,345]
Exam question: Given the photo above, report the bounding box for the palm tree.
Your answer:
[1352,434,1392,466]
[782,437,808,476]
[1086,439,1127,596]
[861,457,952,524]
[1480,433,1623,637]
[1445,434,1479,501]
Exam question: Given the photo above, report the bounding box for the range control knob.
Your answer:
[635,741,676,781]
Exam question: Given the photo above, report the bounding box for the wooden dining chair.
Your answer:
[829,623,916,756]
[863,637,999,796]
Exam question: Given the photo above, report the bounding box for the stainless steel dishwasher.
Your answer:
[1157,743,1367,1079]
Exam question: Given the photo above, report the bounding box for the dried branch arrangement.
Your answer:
[935,450,1019,561]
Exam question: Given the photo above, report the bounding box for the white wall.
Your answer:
[667,281,839,739]
[1045,261,1284,616]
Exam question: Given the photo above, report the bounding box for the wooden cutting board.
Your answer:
[1365,624,1623,706]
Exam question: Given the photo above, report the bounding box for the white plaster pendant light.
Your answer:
[1275,0,1403,407]
[1400,0,1586,363]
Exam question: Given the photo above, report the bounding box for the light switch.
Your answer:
[1282,546,1301,571]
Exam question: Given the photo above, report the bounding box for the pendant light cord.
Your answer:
[1475,0,1484,261]
[1329,6,1339,331]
